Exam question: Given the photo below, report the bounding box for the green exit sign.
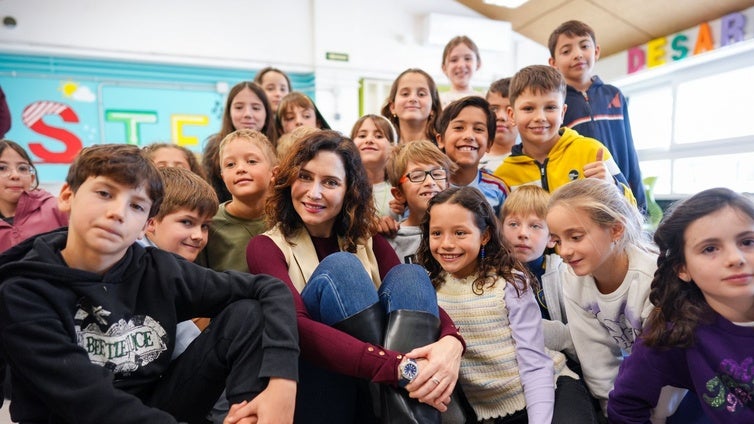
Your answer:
[325,52,349,62]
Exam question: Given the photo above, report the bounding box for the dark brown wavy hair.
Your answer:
[416,186,529,295]
[642,188,754,348]
[265,130,377,252]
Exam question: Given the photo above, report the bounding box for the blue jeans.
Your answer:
[301,252,438,326]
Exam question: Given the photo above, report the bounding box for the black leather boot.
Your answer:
[333,302,386,423]
[332,302,385,346]
[380,309,442,424]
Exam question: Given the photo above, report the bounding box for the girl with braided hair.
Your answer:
[609,187,754,423]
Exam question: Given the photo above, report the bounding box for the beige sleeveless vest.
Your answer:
[264,225,382,293]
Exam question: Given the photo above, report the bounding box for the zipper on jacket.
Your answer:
[538,159,549,192]
[581,91,595,124]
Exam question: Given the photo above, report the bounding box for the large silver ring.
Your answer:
[431,377,441,385]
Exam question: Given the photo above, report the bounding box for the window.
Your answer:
[673,153,754,194]
[675,66,754,144]
[618,40,754,197]
[627,88,672,151]
[639,160,671,195]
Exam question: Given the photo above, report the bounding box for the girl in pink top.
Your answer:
[0,139,67,253]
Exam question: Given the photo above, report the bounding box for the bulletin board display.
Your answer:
[0,53,314,183]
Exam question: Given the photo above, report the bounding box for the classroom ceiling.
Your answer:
[456,0,754,57]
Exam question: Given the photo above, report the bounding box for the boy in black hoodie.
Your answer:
[0,144,299,424]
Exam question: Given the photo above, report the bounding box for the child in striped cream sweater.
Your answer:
[417,186,565,423]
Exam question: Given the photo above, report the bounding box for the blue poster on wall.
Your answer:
[0,53,314,183]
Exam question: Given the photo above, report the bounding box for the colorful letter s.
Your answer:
[22,101,82,163]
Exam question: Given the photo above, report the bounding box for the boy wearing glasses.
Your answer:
[436,96,508,216]
[386,140,455,264]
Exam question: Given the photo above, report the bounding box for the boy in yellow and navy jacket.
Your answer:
[493,65,636,206]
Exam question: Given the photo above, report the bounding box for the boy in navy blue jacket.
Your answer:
[548,20,647,213]
[0,144,299,424]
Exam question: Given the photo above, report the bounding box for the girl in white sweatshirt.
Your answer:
[547,178,685,422]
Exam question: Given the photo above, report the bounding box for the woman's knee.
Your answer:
[384,263,429,282]
[381,264,435,297]
[308,252,375,293]
[303,252,379,324]
[379,264,438,316]
[318,252,363,273]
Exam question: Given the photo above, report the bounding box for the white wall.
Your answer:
[308,0,549,131]
[0,0,549,132]
[0,0,315,69]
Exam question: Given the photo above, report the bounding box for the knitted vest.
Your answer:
[264,225,381,293]
[437,273,569,420]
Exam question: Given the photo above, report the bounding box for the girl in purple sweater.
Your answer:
[0,139,67,253]
[609,187,754,423]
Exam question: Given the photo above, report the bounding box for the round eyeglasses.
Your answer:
[0,163,35,178]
